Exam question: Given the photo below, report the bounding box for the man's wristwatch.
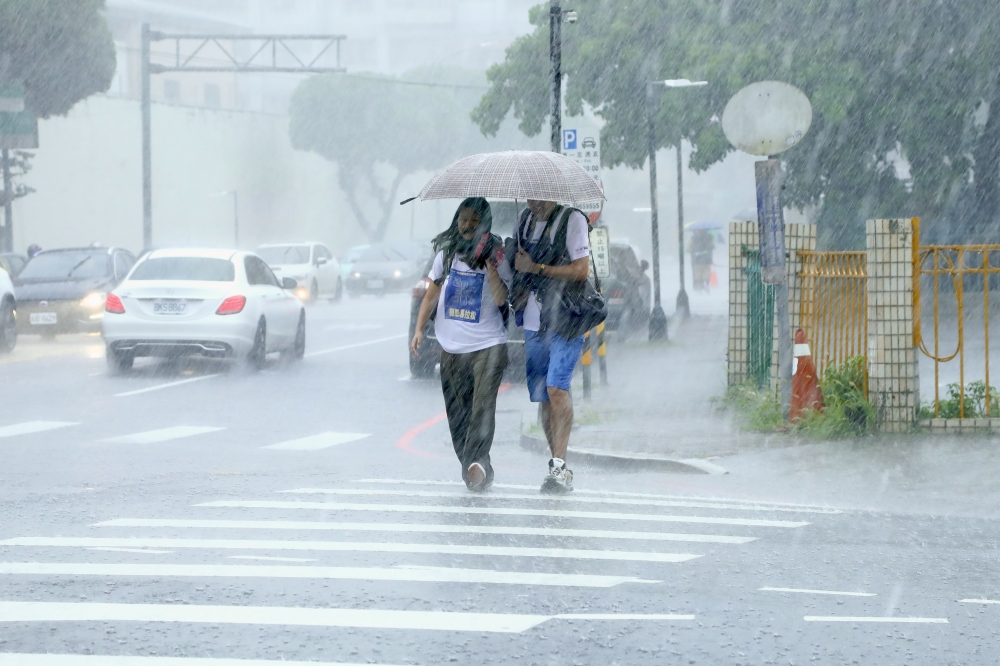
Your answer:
[538,264,546,276]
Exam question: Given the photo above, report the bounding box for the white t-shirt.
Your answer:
[520,209,591,331]
[427,250,513,354]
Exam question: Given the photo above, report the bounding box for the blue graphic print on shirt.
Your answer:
[443,269,485,323]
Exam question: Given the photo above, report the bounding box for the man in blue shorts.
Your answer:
[513,199,591,494]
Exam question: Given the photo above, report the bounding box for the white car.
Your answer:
[0,265,16,353]
[256,242,342,304]
[101,248,305,373]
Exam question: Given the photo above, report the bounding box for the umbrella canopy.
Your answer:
[685,220,722,231]
[415,150,605,205]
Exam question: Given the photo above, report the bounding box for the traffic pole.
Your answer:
[581,330,592,400]
[596,321,608,385]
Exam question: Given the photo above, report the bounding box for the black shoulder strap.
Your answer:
[515,207,533,250]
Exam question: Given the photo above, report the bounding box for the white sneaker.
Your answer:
[540,458,573,494]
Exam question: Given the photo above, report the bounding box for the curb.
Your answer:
[519,433,728,475]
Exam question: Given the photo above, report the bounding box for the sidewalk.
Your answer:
[518,314,773,472]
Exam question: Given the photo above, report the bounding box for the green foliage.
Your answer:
[922,381,1000,419]
[721,384,784,432]
[474,0,1000,247]
[291,68,538,241]
[0,0,115,118]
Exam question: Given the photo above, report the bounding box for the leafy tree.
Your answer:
[290,68,537,242]
[474,1,1000,248]
[0,0,116,118]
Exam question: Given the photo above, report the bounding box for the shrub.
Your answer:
[921,381,1000,419]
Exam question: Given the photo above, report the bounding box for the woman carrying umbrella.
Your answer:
[409,197,511,492]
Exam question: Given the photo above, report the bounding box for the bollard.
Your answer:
[596,321,608,385]
[581,330,592,400]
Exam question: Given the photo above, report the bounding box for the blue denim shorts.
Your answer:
[524,329,585,402]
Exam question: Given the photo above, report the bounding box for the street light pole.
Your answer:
[549,0,562,153]
[231,190,239,247]
[675,137,690,318]
[646,82,667,341]
[141,23,152,250]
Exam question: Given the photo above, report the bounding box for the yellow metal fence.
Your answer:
[913,220,1000,417]
[798,251,868,382]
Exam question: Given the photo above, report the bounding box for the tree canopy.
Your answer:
[290,68,537,241]
[0,0,116,118]
[474,0,1000,247]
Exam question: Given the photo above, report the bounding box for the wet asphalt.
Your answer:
[0,293,997,665]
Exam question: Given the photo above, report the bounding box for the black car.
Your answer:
[408,254,525,380]
[346,242,431,297]
[603,243,651,335]
[14,246,136,337]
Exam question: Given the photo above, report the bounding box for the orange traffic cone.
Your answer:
[789,329,824,423]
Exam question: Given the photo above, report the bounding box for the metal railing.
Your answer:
[913,220,1000,417]
[798,251,868,384]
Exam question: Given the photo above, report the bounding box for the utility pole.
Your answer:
[1,149,11,253]
[549,0,562,153]
[675,138,690,318]
[646,82,667,340]
[139,27,346,250]
[231,190,239,247]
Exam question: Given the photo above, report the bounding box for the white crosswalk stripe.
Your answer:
[262,432,370,450]
[0,476,832,659]
[101,426,224,444]
[0,421,78,438]
[0,656,404,666]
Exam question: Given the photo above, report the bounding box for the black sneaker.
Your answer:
[540,457,574,494]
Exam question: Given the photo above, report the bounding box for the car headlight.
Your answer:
[393,269,402,278]
[80,292,106,309]
[354,272,361,278]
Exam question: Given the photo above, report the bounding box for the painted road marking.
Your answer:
[86,547,172,555]
[804,616,948,623]
[325,324,384,331]
[0,601,692,633]
[102,426,224,445]
[355,479,842,512]
[198,500,810,528]
[304,334,406,358]
[94,519,757,544]
[0,655,404,666]
[0,563,657,588]
[959,598,1000,604]
[760,587,875,597]
[115,374,220,398]
[262,432,370,451]
[2,537,701,564]
[285,487,836,514]
[227,555,318,562]
[0,421,78,438]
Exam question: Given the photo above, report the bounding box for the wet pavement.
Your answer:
[0,293,998,665]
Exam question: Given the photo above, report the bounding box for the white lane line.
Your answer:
[102,426,224,445]
[284,487,834,514]
[304,334,406,358]
[197,500,810,528]
[3,537,701,564]
[0,563,656,588]
[325,324,384,331]
[959,598,1000,604]
[0,421,78,438]
[262,432,370,451]
[0,656,404,666]
[0,601,690,633]
[94,519,757,544]
[760,587,875,597]
[804,616,948,624]
[86,547,173,555]
[355,479,841,511]
[226,555,317,562]
[115,374,220,398]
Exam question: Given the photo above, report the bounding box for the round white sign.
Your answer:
[721,81,812,156]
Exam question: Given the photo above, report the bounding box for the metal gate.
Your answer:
[913,220,1000,417]
[798,251,868,383]
[744,248,775,389]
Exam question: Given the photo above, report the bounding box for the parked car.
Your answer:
[346,242,431,297]
[408,254,525,381]
[101,248,305,373]
[340,244,369,284]
[13,246,136,337]
[0,252,28,277]
[604,243,652,334]
[256,242,342,304]
[0,263,16,353]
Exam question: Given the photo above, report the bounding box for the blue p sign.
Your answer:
[562,129,577,151]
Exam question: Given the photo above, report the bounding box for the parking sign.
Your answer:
[562,129,577,151]
[563,127,602,214]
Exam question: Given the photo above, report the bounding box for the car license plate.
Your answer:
[367,279,384,289]
[153,300,187,314]
[30,312,57,325]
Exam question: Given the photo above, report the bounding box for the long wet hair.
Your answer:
[432,197,494,267]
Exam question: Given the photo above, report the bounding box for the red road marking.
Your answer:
[395,383,513,459]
